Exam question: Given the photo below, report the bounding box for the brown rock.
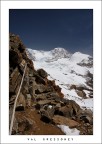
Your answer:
[53,115,79,128]
[40,106,55,123]
[15,116,35,133]
[35,85,54,94]
[55,105,73,117]
[76,90,86,98]
[36,95,47,101]
[26,94,32,107]
[77,109,93,124]
[34,73,46,85]
[37,68,48,78]
[69,100,80,115]
[70,85,76,90]
[10,67,20,84]
[37,100,54,105]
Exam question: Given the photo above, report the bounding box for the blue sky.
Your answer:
[9,9,93,55]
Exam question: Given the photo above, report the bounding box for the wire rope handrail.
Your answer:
[9,63,27,135]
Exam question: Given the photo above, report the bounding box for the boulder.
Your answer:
[37,68,48,78]
[40,105,55,123]
[76,90,86,99]
[35,85,54,94]
[80,115,92,124]
[54,105,73,117]
[69,100,80,115]
[70,85,76,90]
[15,116,35,134]
[34,74,46,85]
[52,115,79,128]
[56,103,61,108]
[77,109,93,124]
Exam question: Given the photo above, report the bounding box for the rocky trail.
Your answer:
[9,33,93,135]
[14,108,64,135]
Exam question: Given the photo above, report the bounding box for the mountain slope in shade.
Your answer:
[27,48,93,110]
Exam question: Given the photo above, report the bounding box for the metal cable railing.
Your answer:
[9,63,27,135]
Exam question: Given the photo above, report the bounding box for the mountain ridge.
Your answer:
[27,47,92,63]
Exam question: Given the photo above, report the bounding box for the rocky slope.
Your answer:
[9,34,93,135]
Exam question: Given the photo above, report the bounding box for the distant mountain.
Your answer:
[26,47,71,62]
[51,47,71,59]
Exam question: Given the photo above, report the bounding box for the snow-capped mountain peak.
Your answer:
[51,47,71,59]
[26,47,71,62]
[51,47,69,54]
[70,52,92,63]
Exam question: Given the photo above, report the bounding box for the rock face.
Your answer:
[9,33,93,135]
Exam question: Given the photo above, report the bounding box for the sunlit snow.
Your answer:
[57,125,80,135]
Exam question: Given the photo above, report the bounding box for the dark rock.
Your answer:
[9,49,22,68]
[18,43,25,53]
[54,105,73,117]
[77,109,93,124]
[40,105,55,123]
[37,68,48,78]
[76,90,86,99]
[15,105,25,111]
[16,93,26,111]
[69,100,80,115]
[35,103,41,110]
[80,115,92,123]
[70,85,76,90]
[34,74,46,85]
